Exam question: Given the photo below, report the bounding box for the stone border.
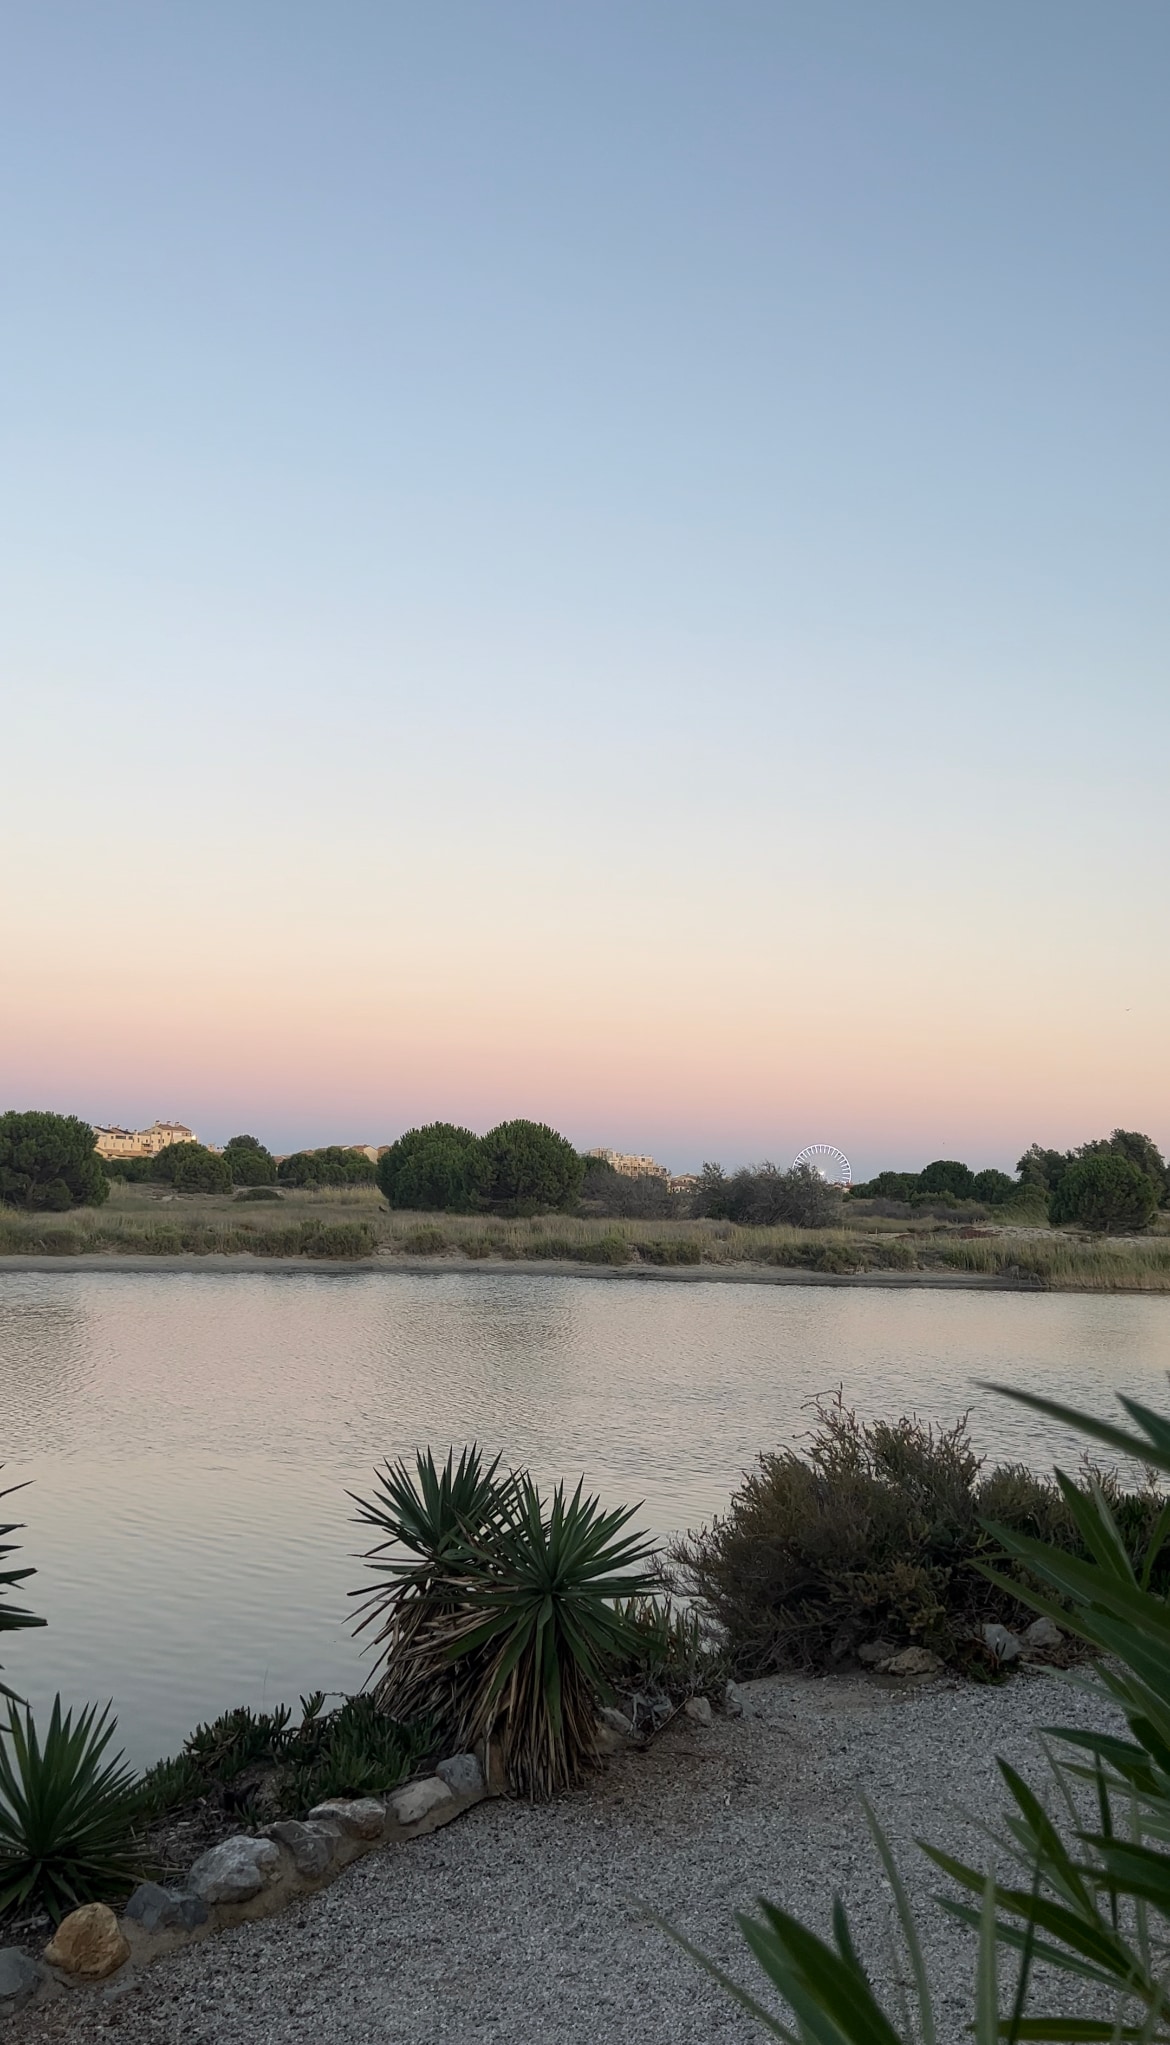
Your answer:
[0,1752,498,2017]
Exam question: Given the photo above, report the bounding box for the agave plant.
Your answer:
[0,1472,46,1704]
[0,1696,143,1920]
[351,1449,659,1796]
[670,1383,1170,2045]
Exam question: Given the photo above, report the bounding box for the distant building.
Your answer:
[93,1120,198,1159]
[670,1174,701,1195]
[587,1147,671,1182]
[344,1144,388,1163]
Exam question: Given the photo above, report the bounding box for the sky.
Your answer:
[2,2,1167,1176]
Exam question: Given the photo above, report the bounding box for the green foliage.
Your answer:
[377,1123,488,1212]
[971,1167,1016,1203]
[849,1170,920,1202]
[695,1163,844,1228]
[0,1110,109,1211]
[479,1119,584,1214]
[0,1476,45,1706]
[0,1698,142,1920]
[918,1158,976,1198]
[611,1596,729,1713]
[352,1448,658,1797]
[233,1184,282,1202]
[1049,1150,1159,1233]
[222,1134,277,1186]
[676,1385,1170,2045]
[300,1220,376,1258]
[151,1141,233,1194]
[401,1223,449,1255]
[277,1146,376,1187]
[139,1692,433,1821]
[670,1398,1116,1675]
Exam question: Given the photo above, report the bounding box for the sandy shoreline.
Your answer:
[0,1251,1042,1288]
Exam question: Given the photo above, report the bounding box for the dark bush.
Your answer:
[299,1221,376,1259]
[377,1124,487,1212]
[694,1162,842,1228]
[1049,1152,1159,1233]
[151,1142,232,1194]
[277,1148,376,1188]
[670,1398,1168,1676]
[222,1135,277,1186]
[480,1120,583,1214]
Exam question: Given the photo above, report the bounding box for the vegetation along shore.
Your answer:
[1,1109,1168,1290]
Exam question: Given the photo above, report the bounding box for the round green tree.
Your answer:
[152,1142,232,1194]
[222,1134,277,1186]
[918,1159,976,1199]
[480,1120,584,1213]
[377,1124,487,1211]
[0,1112,109,1211]
[1049,1153,1158,1234]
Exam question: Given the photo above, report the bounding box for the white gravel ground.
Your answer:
[9,1669,1120,2045]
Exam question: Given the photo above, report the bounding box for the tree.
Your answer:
[151,1142,232,1194]
[692,1161,842,1227]
[971,1167,1015,1205]
[1049,1151,1158,1234]
[276,1147,376,1188]
[0,1112,109,1211]
[480,1120,584,1213]
[222,1134,276,1187]
[1079,1128,1168,1203]
[849,1171,919,1202]
[1016,1142,1073,1191]
[917,1158,975,1199]
[377,1125,487,1211]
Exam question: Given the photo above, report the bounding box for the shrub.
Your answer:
[222,1134,277,1186]
[0,1698,142,1920]
[1049,1150,1159,1233]
[670,1398,1093,1674]
[151,1141,233,1194]
[139,1693,432,1822]
[574,1231,632,1265]
[352,1448,658,1797]
[277,1147,376,1188]
[377,1124,488,1212]
[610,1597,728,1725]
[234,1185,282,1202]
[0,1111,109,1211]
[401,1224,448,1255]
[694,1162,843,1228]
[299,1221,375,1259]
[0,1475,45,1704]
[677,1384,1170,2045]
[636,1238,703,1265]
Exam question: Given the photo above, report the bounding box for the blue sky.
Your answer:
[3,3,1167,1171]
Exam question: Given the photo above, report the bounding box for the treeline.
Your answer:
[689,1161,843,1229]
[378,1121,582,1214]
[854,1128,1168,1234]
[105,1136,377,1194]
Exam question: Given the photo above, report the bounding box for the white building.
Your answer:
[93,1120,198,1159]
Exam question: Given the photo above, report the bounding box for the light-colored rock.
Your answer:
[43,1902,130,1979]
[597,1707,634,1738]
[266,1819,339,1879]
[435,1752,486,1796]
[858,1639,899,1666]
[123,1880,209,1933]
[982,1622,1022,1663]
[390,1777,455,1827]
[0,1947,43,2006]
[1022,1616,1063,1651]
[723,1682,744,1717]
[307,1798,386,1841]
[684,1695,714,1725]
[880,1646,944,1678]
[187,1834,283,1904]
[593,1723,624,1756]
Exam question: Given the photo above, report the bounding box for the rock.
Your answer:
[388,1777,454,1827]
[0,1947,43,2007]
[435,1752,486,1797]
[306,1798,386,1841]
[597,1707,634,1739]
[684,1695,714,1725]
[265,1820,339,1879]
[981,1622,1022,1663]
[123,1881,209,1934]
[1022,1616,1063,1652]
[858,1639,899,1666]
[880,1646,944,1678]
[593,1723,624,1756]
[187,1835,283,1904]
[44,1902,130,1979]
[723,1682,745,1717]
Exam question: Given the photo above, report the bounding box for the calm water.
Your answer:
[2,1269,1168,1764]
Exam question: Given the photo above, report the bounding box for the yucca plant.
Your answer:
[0,1473,46,1704]
[0,1696,143,1920]
[672,1383,1170,2045]
[351,1450,659,1796]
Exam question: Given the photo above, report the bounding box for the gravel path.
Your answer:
[9,1670,1119,2045]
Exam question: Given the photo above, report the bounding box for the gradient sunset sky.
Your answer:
[3,3,1167,1176]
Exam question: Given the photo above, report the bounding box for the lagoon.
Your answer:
[2,1268,1168,1764]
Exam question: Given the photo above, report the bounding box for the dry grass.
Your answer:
[1,1185,1169,1289]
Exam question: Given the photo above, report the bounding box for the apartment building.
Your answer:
[93,1120,198,1159]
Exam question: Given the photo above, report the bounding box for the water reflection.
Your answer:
[0,1271,1167,1763]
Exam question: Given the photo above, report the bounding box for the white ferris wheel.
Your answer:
[792,1143,852,1187]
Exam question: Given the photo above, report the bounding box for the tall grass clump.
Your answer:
[671,1396,1168,1675]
